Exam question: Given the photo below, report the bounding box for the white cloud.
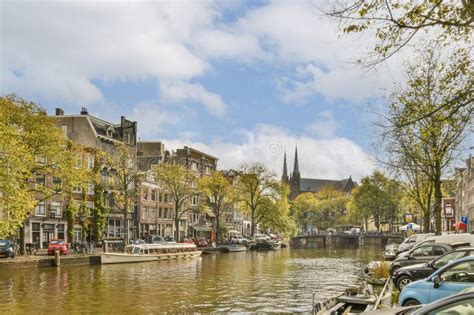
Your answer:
[159,81,227,116]
[128,102,180,138]
[305,110,338,138]
[161,124,375,181]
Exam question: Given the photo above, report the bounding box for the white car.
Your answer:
[232,236,248,245]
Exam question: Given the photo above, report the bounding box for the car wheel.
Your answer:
[396,275,412,290]
[402,299,420,306]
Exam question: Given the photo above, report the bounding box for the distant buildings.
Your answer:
[455,156,474,232]
[282,147,357,200]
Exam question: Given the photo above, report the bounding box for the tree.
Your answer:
[238,163,291,236]
[349,171,401,232]
[380,46,473,234]
[104,142,142,242]
[198,171,235,245]
[154,163,197,242]
[325,0,473,66]
[0,95,86,243]
[313,186,351,230]
[291,192,318,233]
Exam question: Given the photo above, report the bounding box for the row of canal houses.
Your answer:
[24,108,250,248]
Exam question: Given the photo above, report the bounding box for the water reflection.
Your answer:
[0,248,381,313]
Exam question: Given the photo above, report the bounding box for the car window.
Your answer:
[434,251,467,269]
[412,246,433,257]
[440,261,474,282]
[433,246,447,256]
[0,240,9,246]
[427,298,474,315]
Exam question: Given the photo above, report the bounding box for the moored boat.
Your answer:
[100,243,201,264]
[221,245,247,252]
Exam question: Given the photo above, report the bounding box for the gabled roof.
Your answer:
[299,177,356,193]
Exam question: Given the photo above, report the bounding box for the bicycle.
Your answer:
[85,242,96,255]
[26,243,38,255]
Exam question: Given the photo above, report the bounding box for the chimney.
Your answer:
[80,107,88,115]
[55,108,64,116]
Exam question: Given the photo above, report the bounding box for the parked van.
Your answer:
[397,233,434,253]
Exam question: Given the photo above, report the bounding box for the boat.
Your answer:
[201,247,221,254]
[100,243,201,264]
[313,285,376,314]
[221,245,247,252]
[255,240,281,251]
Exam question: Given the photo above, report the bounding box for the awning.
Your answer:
[453,221,467,230]
[399,223,421,231]
[192,226,212,232]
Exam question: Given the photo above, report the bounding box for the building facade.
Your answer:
[441,198,456,232]
[455,156,474,232]
[27,107,139,244]
[282,147,357,200]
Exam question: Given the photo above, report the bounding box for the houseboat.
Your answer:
[100,243,201,264]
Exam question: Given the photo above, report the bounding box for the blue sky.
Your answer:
[1,0,410,180]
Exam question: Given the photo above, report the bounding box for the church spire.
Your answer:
[293,145,300,175]
[281,150,288,183]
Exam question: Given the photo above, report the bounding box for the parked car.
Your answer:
[344,228,361,235]
[0,240,15,258]
[390,243,454,275]
[254,234,270,241]
[47,239,68,255]
[397,233,434,254]
[151,235,166,244]
[194,238,208,247]
[398,234,474,258]
[392,247,474,290]
[399,256,474,306]
[410,287,474,314]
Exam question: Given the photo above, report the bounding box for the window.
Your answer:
[142,208,148,220]
[205,166,211,175]
[151,189,156,202]
[87,183,94,195]
[57,224,65,240]
[164,194,168,203]
[427,298,474,315]
[151,208,157,220]
[53,177,62,191]
[412,246,433,257]
[35,174,45,189]
[73,186,82,193]
[61,125,68,135]
[191,195,199,206]
[191,162,198,171]
[433,246,447,256]
[143,188,149,200]
[87,155,94,170]
[86,202,94,217]
[32,223,40,244]
[75,154,82,168]
[159,193,163,203]
[440,261,474,282]
[35,202,46,216]
[51,202,61,217]
[159,208,163,219]
[434,251,467,269]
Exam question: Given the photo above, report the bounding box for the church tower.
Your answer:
[281,150,289,183]
[289,146,301,199]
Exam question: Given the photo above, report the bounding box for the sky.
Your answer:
[0,0,416,181]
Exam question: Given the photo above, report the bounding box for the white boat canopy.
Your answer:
[399,223,421,231]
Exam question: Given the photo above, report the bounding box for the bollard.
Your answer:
[54,250,60,267]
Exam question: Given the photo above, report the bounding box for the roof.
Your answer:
[299,177,356,193]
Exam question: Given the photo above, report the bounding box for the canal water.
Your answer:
[0,248,381,313]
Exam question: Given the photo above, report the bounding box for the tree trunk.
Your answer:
[434,170,442,235]
[250,207,255,236]
[174,217,180,242]
[423,208,431,233]
[215,213,220,245]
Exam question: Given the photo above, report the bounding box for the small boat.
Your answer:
[314,286,376,314]
[201,247,221,254]
[221,245,247,252]
[255,240,281,251]
[100,243,201,264]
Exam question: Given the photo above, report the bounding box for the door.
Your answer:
[428,260,474,303]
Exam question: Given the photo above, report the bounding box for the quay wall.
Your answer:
[290,234,403,248]
[0,255,101,270]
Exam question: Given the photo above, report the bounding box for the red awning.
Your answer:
[453,221,467,230]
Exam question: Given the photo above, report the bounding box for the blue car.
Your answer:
[399,256,474,306]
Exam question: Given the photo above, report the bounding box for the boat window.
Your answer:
[132,246,141,255]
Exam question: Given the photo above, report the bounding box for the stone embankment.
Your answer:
[0,253,101,269]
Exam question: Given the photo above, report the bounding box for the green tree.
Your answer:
[198,171,235,245]
[349,171,401,232]
[326,0,473,66]
[154,163,197,242]
[291,192,318,233]
[313,186,350,230]
[0,95,86,244]
[381,46,472,234]
[103,142,143,242]
[239,163,292,236]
